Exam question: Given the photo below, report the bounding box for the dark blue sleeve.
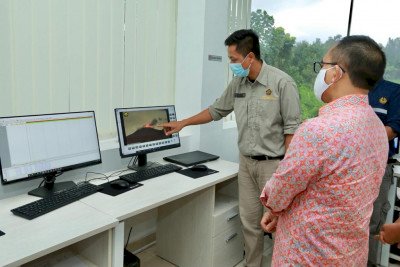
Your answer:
[386,89,400,135]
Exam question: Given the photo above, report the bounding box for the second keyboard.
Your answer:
[11,183,101,220]
[119,163,182,183]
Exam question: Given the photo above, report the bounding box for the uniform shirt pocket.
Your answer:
[257,98,280,126]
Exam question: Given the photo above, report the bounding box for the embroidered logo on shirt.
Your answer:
[379,97,387,104]
[261,88,277,100]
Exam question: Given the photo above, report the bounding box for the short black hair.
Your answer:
[331,35,386,90]
[224,29,261,60]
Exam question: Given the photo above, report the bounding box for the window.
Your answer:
[251,0,350,120]
[0,0,177,140]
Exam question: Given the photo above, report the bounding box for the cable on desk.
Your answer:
[127,156,157,169]
[128,156,137,168]
[78,169,131,186]
[37,171,63,188]
[84,172,109,184]
[108,169,130,177]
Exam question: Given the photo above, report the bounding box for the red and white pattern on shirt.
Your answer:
[260,95,388,267]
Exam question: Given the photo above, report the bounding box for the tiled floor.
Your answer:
[135,246,176,267]
[135,235,274,267]
[135,237,400,267]
[234,235,273,267]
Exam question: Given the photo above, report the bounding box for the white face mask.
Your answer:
[313,66,341,102]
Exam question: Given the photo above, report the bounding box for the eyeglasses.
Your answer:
[313,61,345,74]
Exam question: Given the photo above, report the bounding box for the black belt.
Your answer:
[249,155,284,161]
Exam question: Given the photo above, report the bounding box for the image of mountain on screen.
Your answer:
[143,118,164,130]
[126,127,169,144]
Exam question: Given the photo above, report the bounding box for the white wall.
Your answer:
[0,0,239,246]
[173,0,205,149]
[199,0,240,163]
[0,0,178,140]
[0,0,239,198]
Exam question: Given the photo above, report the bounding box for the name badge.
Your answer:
[234,93,246,98]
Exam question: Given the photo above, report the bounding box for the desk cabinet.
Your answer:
[156,178,243,267]
[212,194,243,267]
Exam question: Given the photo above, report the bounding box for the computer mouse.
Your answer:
[110,179,130,189]
[190,164,208,172]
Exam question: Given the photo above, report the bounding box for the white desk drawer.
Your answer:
[213,204,240,235]
[212,227,244,267]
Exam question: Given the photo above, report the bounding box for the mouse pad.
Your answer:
[177,168,218,179]
[99,181,143,196]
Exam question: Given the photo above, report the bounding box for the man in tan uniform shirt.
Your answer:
[162,29,300,267]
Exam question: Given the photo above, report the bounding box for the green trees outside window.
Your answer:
[251,9,400,120]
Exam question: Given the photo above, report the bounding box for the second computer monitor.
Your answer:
[115,105,180,170]
[0,111,102,197]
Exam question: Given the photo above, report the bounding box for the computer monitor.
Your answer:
[0,111,102,198]
[115,105,180,170]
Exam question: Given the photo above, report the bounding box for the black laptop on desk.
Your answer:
[163,150,219,167]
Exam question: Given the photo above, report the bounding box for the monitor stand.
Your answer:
[28,173,76,198]
[128,154,162,172]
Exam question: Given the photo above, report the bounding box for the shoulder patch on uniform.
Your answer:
[379,97,387,104]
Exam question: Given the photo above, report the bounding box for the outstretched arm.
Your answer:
[161,109,213,135]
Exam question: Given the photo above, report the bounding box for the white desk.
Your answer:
[0,158,240,267]
[81,158,241,267]
[81,159,238,220]
[0,194,118,267]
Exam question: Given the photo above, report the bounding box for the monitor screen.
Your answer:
[115,105,180,167]
[0,111,102,188]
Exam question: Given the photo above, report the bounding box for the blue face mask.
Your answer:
[229,54,251,77]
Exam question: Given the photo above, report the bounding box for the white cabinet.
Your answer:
[212,194,243,267]
[156,178,243,267]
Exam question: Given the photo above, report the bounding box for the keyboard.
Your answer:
[11,183,101,220]
[119,163,182,183]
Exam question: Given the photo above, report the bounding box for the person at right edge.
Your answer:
[260,35,388,266]
[368,79,400,266]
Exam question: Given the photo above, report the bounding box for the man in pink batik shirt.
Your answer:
[260,35,389,266]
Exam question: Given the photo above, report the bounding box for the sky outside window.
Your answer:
[251,0,349,43]
[350,0,400,46]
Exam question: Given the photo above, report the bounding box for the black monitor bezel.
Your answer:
[0,111,102,185]
[114,105,180,158]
